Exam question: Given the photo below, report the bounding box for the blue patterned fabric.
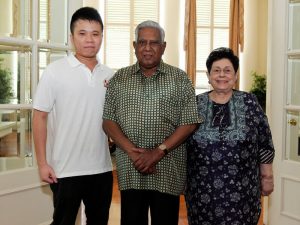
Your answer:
[185,90,274,225]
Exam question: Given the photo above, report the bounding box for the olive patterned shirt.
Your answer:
[103,61,201,195]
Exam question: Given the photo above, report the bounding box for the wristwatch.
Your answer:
[158,144,169,155]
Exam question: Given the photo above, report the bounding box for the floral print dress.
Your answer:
[185,90,275,225]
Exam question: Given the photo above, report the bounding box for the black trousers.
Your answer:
[50,171,113,225]
[120,189,180,225]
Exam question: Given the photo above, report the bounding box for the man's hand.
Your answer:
[38,164,58,184]
[132,147,164,174]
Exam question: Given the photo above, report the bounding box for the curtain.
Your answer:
[229,0,244,89]
[184,0,196,86]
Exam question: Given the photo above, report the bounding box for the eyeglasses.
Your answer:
[136,40,162,48]
[210,67,235,76]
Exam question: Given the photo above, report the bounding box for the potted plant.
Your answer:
[249,71,266,111]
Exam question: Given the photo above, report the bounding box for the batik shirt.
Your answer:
[103,61,201,195]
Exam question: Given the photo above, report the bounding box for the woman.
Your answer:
[185,47,275,225]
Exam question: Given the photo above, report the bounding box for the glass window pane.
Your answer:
[106,0,130,24]
[213,28,229,49]
[197,0,211,26]
[102,0,160,69]
[196,28,210,71]
[214,0,230,27]
[134,0,159,24]
[288,2,300,50]
[0,46,31,104]
[0,0,31,39]
[285,111,300,162]
[195,71,210,91]
[0,109,33,171]
[287,57,300,105]
[196,0,229,96]
[38,48,68,79]
[39,0,68,44]
[106,26,130,69]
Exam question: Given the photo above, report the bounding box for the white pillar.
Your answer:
[83,0,99,9]
[240,0,268,91]
[0,0,13,35]
[161,0,181,67]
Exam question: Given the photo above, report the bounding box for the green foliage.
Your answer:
[0,58,13,104]
[249,71,266,111]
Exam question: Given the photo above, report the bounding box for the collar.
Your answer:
[67,53,102,69]
[132,60,167,76]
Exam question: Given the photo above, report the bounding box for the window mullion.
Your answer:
[210,0,214,51]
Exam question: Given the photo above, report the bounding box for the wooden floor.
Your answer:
[0,132,19,157]
[0,131,32,157]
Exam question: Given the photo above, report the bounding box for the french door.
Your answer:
[268,0,300,224]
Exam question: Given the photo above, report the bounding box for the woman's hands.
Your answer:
[260,163,274,196]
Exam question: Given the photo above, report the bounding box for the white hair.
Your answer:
[134,20,165,43]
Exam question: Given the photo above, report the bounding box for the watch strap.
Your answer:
[158,144,169,155]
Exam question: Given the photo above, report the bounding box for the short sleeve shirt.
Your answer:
[103,61,201,195]
[33,54,114,178]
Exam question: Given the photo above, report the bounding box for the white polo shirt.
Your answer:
[33,54,114,178]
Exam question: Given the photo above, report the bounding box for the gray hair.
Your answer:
[134,20,165,43]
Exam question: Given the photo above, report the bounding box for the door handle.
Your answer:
[288,118,297,126]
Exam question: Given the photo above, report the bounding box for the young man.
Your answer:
[33,7,114,225]
[103,20,201,225]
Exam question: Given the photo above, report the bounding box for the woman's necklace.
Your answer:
[212,104,227,127]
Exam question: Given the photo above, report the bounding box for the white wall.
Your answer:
[240,0,268,91]
[83,0,99,9]
[0,169,53,225]
[161,0,182,67]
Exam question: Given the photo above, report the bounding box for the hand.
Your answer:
[261,175,274,196]
[127,147,144,163]
[38,164,57,184]
[132,147,164,174]
[104,79,109,87]
[260,163,274,196]
[126,147,154,174]
[142,166,157,175]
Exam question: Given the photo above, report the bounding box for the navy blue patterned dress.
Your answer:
[185,90,275,225]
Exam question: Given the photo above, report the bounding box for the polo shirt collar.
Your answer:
[67,53,102,69]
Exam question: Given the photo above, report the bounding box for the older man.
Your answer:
[103,20,201,225]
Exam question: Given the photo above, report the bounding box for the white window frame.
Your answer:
[0,0,79,172]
